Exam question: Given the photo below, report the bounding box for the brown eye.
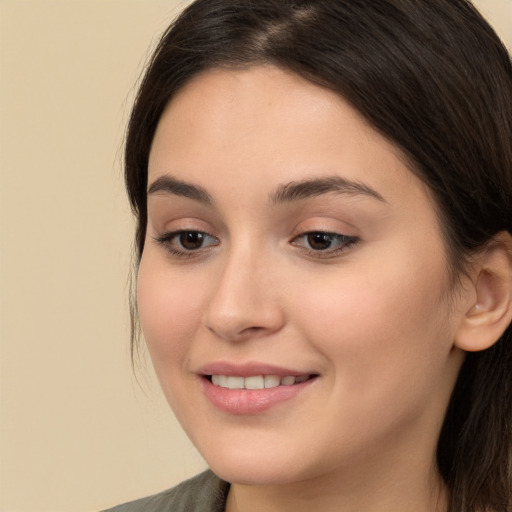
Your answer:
[154,230,219,257]
[179,231,206,250]
[307,232,335,250]
[291,231,359,257]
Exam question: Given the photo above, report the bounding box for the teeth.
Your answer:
[245,376,264,389]
[227,376,245,389]
[281,376,296,386]
[211,375,228,387]
[264,375,280,388]
[210,374,309,389]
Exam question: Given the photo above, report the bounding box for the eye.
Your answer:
[291,231,358,256]
[154,230,219,256]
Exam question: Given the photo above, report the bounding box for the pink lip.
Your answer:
[197,361,318,415]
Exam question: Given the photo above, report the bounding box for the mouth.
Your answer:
[198,363,319,414]
[201,373,318,414]
[207,374,313,390]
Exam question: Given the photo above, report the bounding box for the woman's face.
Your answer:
[138,66,467,486]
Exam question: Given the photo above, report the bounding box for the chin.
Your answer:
[210,458,301,486]
[197,439,325,486]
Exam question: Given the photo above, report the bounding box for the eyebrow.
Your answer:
[148,175,213,204]
[271,176,387,204]
[147,174,386,206]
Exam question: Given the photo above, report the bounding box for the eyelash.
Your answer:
[154,230,220,258]
[290,231,359,258]
[154,230,359,259]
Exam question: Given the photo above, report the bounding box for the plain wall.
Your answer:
[0,1,510,511]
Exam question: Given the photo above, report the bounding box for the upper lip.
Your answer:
[197,361,316,378]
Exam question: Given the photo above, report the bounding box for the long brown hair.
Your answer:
[124,1,512,510]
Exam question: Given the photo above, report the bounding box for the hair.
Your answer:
[124,1,512,510]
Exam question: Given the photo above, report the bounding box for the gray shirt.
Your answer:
[101,471,229,512]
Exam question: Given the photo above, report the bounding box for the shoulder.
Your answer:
[100,470,230,512]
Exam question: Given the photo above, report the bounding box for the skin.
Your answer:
[137,66,473,512]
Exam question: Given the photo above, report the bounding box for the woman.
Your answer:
[104,0,512,511]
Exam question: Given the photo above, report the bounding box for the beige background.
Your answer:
[0,1,510,511]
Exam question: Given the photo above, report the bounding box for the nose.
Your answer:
[202,246,285,342]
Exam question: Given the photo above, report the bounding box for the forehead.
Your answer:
[148,65,427,210]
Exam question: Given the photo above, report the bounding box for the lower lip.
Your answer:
[200,377,316,415]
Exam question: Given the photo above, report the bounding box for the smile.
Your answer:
[201,372,318,415]
[210,374,311,390]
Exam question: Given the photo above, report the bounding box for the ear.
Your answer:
[455,231,512,352]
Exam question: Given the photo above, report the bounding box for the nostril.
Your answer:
[205,321,281,342]
[242,326,265,334]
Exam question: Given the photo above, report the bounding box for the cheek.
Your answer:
[136,253,203,365]
[291,244,454,395]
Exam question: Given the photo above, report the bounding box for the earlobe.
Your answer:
[455,231,512,352]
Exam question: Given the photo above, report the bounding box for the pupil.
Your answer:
[308,233,332,250]
[180,232,203,250]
